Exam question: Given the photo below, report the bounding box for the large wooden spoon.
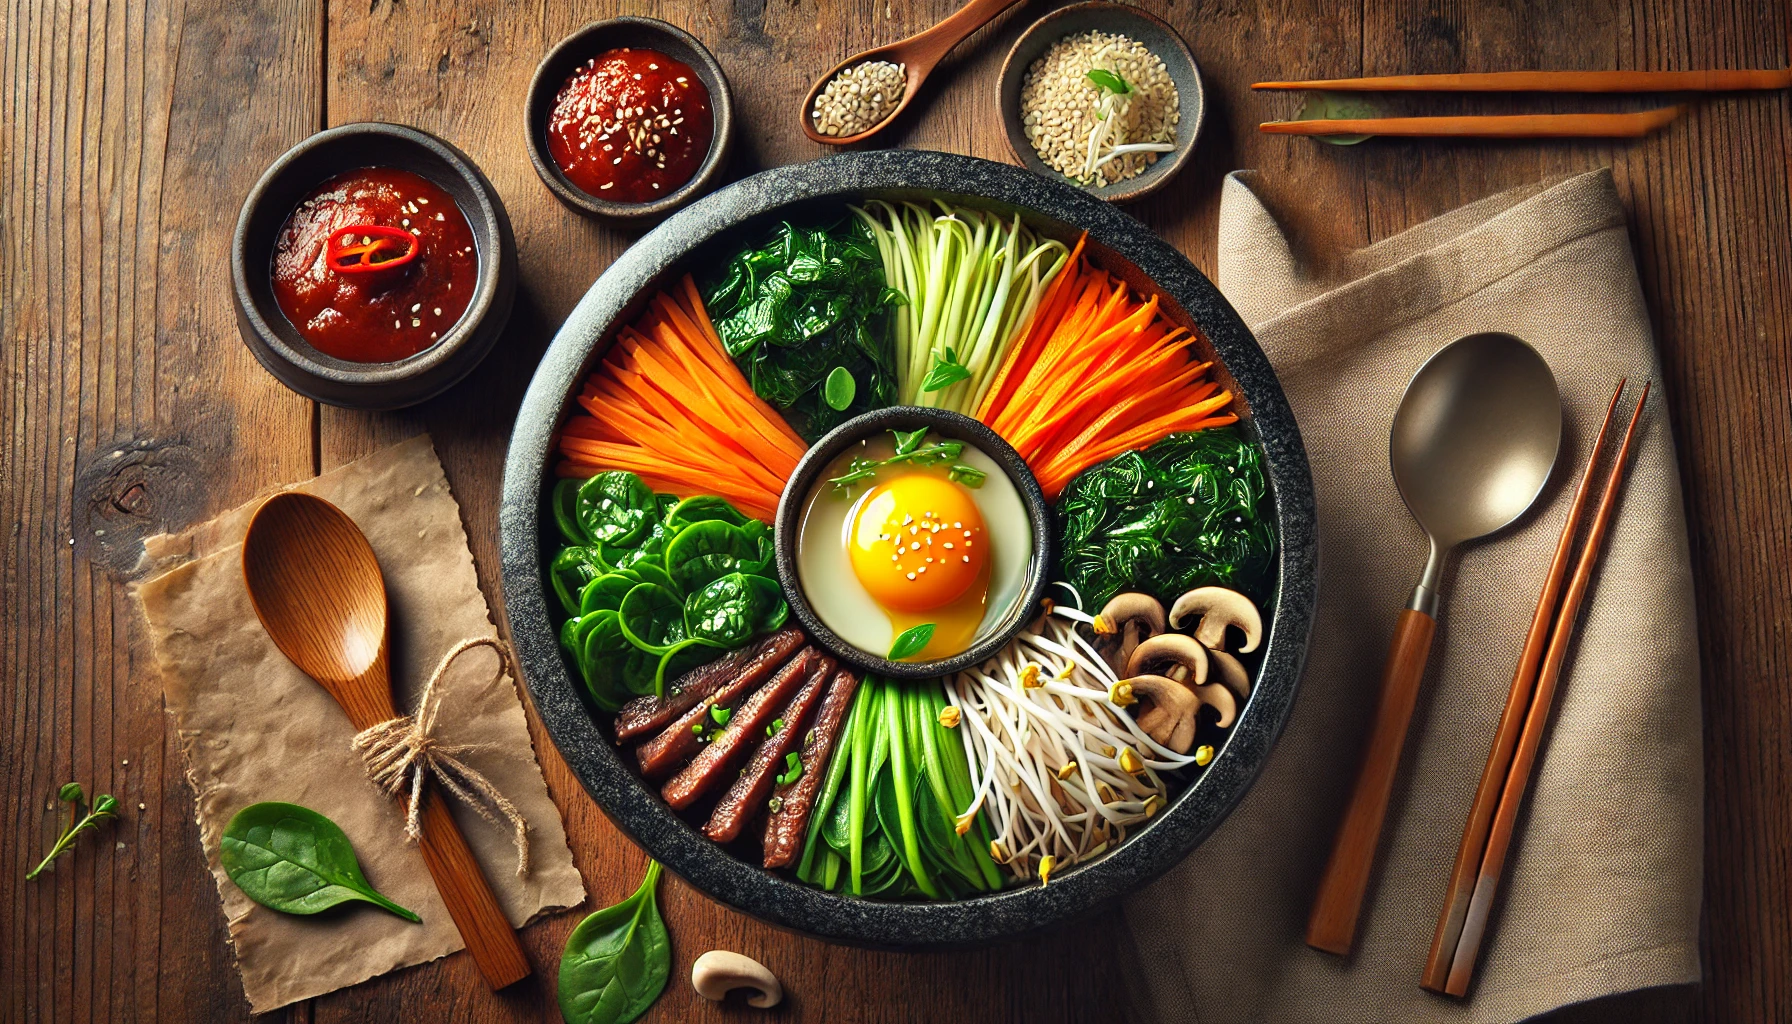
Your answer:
[800,0,1026,146]
[242,491,531,990]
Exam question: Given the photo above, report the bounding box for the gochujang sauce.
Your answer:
[546,47,714,204]
[270,167,477,363]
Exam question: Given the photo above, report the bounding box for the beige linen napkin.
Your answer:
[1124,170,1701,1023]
[135,435,586,1012]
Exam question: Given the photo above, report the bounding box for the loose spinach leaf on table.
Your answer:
[219,802,419,922]
[705,218,899,440]
[558,860,671,1024]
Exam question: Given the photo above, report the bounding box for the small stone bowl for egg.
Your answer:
[773,407,1053,680]
[997,2,1205,204]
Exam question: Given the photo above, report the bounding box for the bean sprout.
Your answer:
[947,600,1203,881]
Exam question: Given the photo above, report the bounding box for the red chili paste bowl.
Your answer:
[526,18,735,222]
[232,122,517,409]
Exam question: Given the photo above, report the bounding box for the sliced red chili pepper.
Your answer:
[325,223,418,275]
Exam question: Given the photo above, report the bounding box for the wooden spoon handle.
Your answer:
[414,785,532,988]
[906,0,1027,67]
[1306,607,1437,955]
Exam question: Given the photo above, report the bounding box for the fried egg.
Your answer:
[796,432,1032,661]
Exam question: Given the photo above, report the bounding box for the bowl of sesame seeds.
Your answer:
[526,18,735,222]
[998,2,1204,204]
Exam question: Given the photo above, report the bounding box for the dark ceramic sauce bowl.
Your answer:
[500,151,1317,949]
[525,18,734,222]
[774,406,1053,680]
[232,122,516,410]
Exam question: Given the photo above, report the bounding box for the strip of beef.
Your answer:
[762,668,861,868]
[636,647,814,780]
[615,629,803,742]
[662,649,817,811]
[703,653,836,843]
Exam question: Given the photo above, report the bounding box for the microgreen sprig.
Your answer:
[27,783,118,880]
[829,430,970,495]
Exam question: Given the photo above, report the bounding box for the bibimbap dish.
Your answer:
[501,151,1316,948]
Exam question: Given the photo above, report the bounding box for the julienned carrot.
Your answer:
[978,252,1237,499]
[556,275,805,515]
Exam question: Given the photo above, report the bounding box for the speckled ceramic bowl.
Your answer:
[998,2,1204,204]
[499,151,1316,949]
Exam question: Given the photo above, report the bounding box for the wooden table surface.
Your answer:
[4,0,1787,1020]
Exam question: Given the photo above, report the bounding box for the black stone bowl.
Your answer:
[998,2,1204,204]
[774,406,1053,680]
[525,18,734,222]
[232,122,517,410]
[500,150,1317,949]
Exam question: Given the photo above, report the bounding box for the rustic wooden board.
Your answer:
[1,0,1786,1021]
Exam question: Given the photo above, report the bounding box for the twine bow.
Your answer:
[351,637,531,876]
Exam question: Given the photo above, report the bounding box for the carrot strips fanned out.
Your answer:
[555,276,805,521]
[975,250,1239,499]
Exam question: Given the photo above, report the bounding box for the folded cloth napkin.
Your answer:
[135,435,586,1012]
[1124,170,1701,1023]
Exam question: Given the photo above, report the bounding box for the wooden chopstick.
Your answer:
[1441,381,1652,997]
[1253,69,1792,93]
[1420,379,1628,993]
[1259,108,1684,139]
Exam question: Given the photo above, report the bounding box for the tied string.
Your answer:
[351,637,531,876]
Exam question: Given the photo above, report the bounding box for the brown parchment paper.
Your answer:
[1122,170,1700,1023]
[135,435,586,1013]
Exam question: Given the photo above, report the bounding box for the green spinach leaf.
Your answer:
[684,572,787,646]
[579,573,639,616]
[663,520,761,594]
[219,802,419,921]
[705,218,899,439]
[617,583,688,655]
[558,860,671,1024]
[823,366,857,410]
[664,495,750,533]
[1057,427,1277,609]
[576,472,656,546]
[552,479,589,544]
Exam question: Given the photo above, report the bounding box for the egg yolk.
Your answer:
[848,471,990,658]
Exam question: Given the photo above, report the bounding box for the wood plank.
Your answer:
[0,0,322,1022]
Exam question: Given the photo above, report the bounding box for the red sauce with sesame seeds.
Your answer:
[270,167,477,363]
[546,47,714,203]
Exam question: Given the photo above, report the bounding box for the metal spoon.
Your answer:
[1307,331,1561,956]
[799,0,1027,146]
[242,491,531,989]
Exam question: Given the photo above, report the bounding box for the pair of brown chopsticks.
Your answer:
[1254,66,1790,138]
[1420,378,1651,998]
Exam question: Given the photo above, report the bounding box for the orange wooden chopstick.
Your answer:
[1420,379,1628,993]
[1260,108,1683,139]
[1440,380,1652,997]
[1253,68,1792,93]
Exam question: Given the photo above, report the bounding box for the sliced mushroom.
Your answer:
[1125,674,1237,753]
[1168,587,1263,653]
[1208,647,1252,701]
[692,950,782,1008]
[1124,632,1210,688]
[1091,592,1167,674]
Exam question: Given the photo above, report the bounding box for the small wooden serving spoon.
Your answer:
[242,491,531,990]
[800,0,1027,146]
